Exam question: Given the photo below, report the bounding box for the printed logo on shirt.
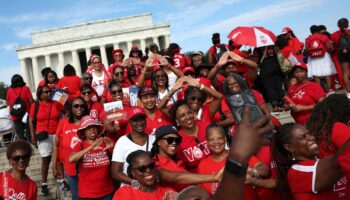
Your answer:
[90,109,98,119]
[65,128,78,135]
[7,188,26,200]
[183,142,210,162]
[333,176,347,197]
[82,151,110,168]
[210,182,219,195]
[271,161,277,169]
[293,90,305,100]
[70,136,81,149]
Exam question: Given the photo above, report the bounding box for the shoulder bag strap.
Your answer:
[46,102,53,132]
[3,171,8,199]
[33,101,40,132]
[146,136,149,152]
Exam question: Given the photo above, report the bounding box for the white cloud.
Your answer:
[173,0,328,42]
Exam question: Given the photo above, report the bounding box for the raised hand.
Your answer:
[171,77,185,92]
[183,76,200,88]
[91,137,104,150]
[229,51,244,63]
[217,51,230,68]
[103,137,115,151]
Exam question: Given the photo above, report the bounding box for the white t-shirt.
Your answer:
[92,71,105,96]
[112,134,156,175]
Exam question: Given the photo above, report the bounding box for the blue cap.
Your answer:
[155,125,179,140]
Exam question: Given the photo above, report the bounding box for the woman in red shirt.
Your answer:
[169,100,211,171]
[38,70,60,90]
[6,74,33,140]
[69,115,115,199]
[151,125,222,192]
[272,123,350,200]
[28,85,64,195]
[1,140,37,199]
[53,97,89,200]
[108,49,125,78]
[113,150,175,200]
[286,63,325,125]
[57,64,82,102]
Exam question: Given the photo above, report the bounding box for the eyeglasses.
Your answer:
[161,137,182,145]
[73,104,86,109]
[83,77,92,80]
[114,72,124,76]
[11,154,30,162]
[133,162,156,173]
[42,90,51,94]
[82,91,92,96]
[111,89,123,95]
[190,96,203,102]
[93,61,101,64]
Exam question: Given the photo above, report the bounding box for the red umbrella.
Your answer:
[227,26,277,47]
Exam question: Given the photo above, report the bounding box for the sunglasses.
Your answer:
[195,138,206,151]
[83,77,92,80]
[185,72,195,76]
[133,162,156,173]
[161,137,182,145]
[42,90,51,94]
[82,91,92,96]
[93,61,101,64]
[11,154,30,162]
[114,72,124,76]
[111,89,123,95]
[190,96,203,102]
[73,104,86,109]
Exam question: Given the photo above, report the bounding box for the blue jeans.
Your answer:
[67,175,78,200]
[79,193,113,200]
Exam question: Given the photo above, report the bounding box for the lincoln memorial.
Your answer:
[16,13,170,90]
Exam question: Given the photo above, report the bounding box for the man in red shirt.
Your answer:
[168,43,191,70]
[331,18,350,92]
[208,33,229,66]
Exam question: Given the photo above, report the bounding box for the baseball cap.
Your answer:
[182,66,195,74]
[282,27,292,34]
[127,106,146,121]
[292,63,308,71]
[155,125,180,141]
[138,86,157,97]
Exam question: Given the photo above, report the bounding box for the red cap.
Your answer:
[76,116,104,139]
[127,106,146,121]
[293,63,308,71]
[139,86,157,97]
[182,66,195,73]
[282,27,292,34]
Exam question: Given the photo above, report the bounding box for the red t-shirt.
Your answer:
[288,160,346,200]
[305,34,330,57]
[331,29,350,50]
[126,109,171,135]
[0,171,37,200]
[177,122,211,171]
[211,98,231,123]
[113,185,174,200]
[197,155,226,196]
[102,88,131,107]
[287,81,325,125]
[57,76,82,102]
[88,101,107,122]
[38,80,59,90]
[173,53,191,70]
[288,37,303,61]
[56,118,79,176]
[333,123,350,174]
[29,101,64,134]
[154,155,188,192]
[72,139,114,198]
[6,86,33,121]
[106,105,130,142]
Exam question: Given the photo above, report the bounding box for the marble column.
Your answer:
[100,45,109,69]
[113,43,119,50]
[165,35,171,48]
[20,59,31,89]
[127,41,132,53]
[140,39,146,53]
[72,50,82,76]
[85,47,92,61]
[153,36,160,48]
[58,52,64,78]
[32,57,40,89]
[44,54,51,67]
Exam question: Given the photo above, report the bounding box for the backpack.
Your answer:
[276,50,292,74]
[10,88,26,117]
[308,37,326,58]
[214,44,228,63]
[339,31,350,50]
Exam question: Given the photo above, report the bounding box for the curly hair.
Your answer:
[126,150,150,178]
[170,99,190,124]
[271,123,298,200]
[6,140,33,160]
[306,93,350,152]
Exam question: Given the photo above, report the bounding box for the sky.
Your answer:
[0,0,348,85]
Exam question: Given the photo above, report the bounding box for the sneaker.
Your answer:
[41,184,49,196]
[62,180,70,191]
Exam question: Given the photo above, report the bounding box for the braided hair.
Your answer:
[126,150,150,179]
[306,93,350,152]
[271,123,298,200]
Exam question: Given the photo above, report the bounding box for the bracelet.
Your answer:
[199,84,205,91]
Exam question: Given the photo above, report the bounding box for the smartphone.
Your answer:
[227,89,273,139]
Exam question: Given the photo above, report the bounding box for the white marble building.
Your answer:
[16,13,170,90]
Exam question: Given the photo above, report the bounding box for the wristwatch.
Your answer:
[225,158,248,177]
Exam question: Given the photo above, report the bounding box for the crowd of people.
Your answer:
[3,17,350,200]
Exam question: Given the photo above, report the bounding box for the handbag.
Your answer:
[34,102,52,141]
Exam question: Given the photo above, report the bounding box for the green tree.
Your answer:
[0,81,9,100]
